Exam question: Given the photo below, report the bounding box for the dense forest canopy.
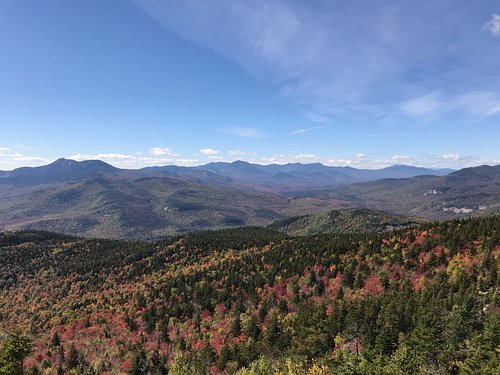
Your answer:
[0,216,499,374]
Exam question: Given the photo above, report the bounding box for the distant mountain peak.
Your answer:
[0,158,119,186]
[47,158,118,171]
[231,160,252,165]
[51,158,79,166]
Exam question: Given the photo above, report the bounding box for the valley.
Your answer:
[0,160,498,239]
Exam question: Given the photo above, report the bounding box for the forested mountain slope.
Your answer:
[329,165,500,220]
[0,162,498,239]
[0,176,331,239]
[0,216,498,374]
[267,208,419,236]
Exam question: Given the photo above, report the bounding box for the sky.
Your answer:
[1,0,500,170]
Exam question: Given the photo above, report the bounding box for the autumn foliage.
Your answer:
[0,217,498,374]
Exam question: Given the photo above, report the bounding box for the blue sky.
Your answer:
[1,0,499,170]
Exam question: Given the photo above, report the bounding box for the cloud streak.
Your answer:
[290,125,330,135]
[219,126,266,138]
[401,91,500,118]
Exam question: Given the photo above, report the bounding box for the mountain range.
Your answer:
[0,158,453,191]
[0,159,498,239]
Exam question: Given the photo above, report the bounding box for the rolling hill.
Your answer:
[267,208,420,236]
[327,165,500,220]
[0,175,332,239]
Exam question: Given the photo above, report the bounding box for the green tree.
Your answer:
[265,311,280,347]
[129,348,148,375]
[384,333,419,375]
[459,313,500,375]
[231,313,242,337]
[217,344,232,369]
[50,332,61,348]
[0,333,33,375]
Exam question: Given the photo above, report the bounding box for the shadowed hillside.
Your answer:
[0,176,332,239]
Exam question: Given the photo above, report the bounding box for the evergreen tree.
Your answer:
[265,311,280,347]
[129,348,148,375]
[231,313,242,337]
[459,313,500,374]
[65,343,79,370]
[0,333,32,375]
[50,332,61,348]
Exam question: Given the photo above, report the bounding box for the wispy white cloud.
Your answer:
[400,92,443,117]
[199,148,220,156]
[208,156,224,161]
[12,156,50,162]
[455,92,500,116]
[484,14,500,36]
[150,147,178,156]
[401,91,500,118]
[134,1,500,120]
[220,126,266,138]
[228,150,245,157]
[290,125,329,135]
[258,153,321,164]
[256,153,379,167]
[303,111,332,124]
[71,153,134,160]
[392,155,417,163]
[0,150,51,170]
[228,150,256,157]
[432,154,500,168]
